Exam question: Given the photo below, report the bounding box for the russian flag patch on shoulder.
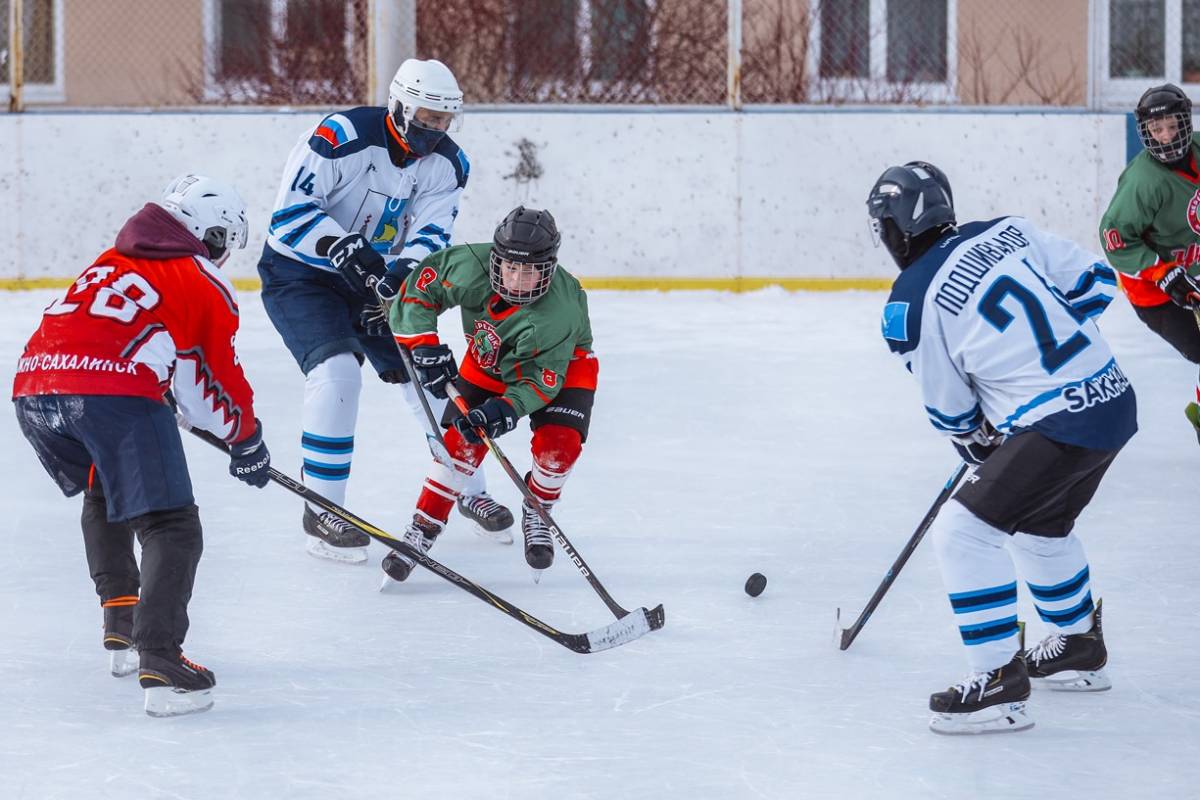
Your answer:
[313,114,358,149]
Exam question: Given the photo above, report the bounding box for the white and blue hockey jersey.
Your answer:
[882,216,1136,451]
[266,106,470,272]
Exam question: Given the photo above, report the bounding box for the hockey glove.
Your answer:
[1155,264,1200,308]
[454,396,518,444]
[410,344,458,399]
[327,233,387,303]
[229,419,271,488]
[950,422,1003,467]
[378,368,410,385]
[359,259,415,337]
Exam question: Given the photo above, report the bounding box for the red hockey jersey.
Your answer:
[12,203,258,444]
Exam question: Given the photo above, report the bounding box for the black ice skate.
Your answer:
[521,499,555,582]
[303,506,369,564]
[138,650,215,718]
[929,654,1033,735]
[103,604,138,678]
[379,516,443,588]
[457,492,514,545]
[1024,599,1111,691]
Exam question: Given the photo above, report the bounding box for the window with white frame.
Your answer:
[1098,0,1200,109]
[203,0,362,103]
[811,0,955,103]
[1,0,64,103]
[511,0,652,98]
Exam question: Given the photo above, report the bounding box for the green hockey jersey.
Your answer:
[1098,133,1200,306]
[390,243,594,416]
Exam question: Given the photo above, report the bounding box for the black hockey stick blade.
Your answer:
[836,461,970,651]
[188,427,657,654]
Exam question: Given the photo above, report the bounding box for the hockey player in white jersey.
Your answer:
[867,162,1137,734]
[258,58,512,564]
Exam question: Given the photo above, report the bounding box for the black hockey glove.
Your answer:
[1155,264,1200,309]
[229,419,271,488]
[950,422,1003,467]
[359,259,415,337]
[327,233,387,302]
[378,368,411,385]
[454,396,518,443]
[410,344,458,399]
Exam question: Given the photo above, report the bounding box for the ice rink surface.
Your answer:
[1,287,1196,799]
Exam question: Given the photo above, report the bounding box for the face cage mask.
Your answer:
[1138,111,1194,164]
[489,251,557,305]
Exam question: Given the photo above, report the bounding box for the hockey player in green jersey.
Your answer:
[1099,83,1200,442]
[380,206,599,582]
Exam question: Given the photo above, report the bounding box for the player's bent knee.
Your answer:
[531,424,583,473]
[307,352,363,387]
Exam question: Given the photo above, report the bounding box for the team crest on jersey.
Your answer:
[471,320,502,369]
[1187,189,1200,236]
[541,368,558,388]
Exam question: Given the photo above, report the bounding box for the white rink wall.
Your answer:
[0,110,1129,282]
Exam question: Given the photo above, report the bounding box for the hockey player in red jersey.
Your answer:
[12,175,271,718]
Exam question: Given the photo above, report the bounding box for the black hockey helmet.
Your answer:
[866,162,957,269]
[1135,83,1193,164]
[490,206,561,305]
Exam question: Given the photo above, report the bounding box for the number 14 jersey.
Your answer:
[881,216,1136,451]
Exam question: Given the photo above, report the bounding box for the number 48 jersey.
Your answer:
[882,216,1136,451]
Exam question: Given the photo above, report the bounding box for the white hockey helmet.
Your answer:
[388,58,463,155]
[160,174,249,262]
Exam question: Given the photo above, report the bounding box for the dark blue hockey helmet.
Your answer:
[866,162,957,269]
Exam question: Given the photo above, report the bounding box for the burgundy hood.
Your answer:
[115,203,208,260]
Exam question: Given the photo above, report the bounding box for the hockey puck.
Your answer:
[744,573,767,597]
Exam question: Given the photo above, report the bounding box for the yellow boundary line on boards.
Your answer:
[0,276,893,293]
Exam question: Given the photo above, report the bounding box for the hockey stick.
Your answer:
[836,460,971,651]
[446,383,666,633]
[394,344,456,471]
[188,426,654,654]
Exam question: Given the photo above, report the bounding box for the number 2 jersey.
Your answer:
[12,202,258,444]
[882,216,1136,451]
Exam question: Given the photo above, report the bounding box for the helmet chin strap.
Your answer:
[385,113,415,157]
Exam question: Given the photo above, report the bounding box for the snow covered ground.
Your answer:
[0,287,1196,799]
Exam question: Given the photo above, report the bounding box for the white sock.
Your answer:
[301,353,361,512]
[398,381,487,497]
[929,500,1020,673]
[1009,532,1095,635]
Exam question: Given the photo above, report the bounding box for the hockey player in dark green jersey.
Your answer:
[381,206,599,582]
[1098,83,1200,442]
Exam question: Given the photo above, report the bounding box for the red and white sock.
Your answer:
[527,425,583,505]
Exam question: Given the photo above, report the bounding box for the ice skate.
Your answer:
[1024,599,1111,691]
[521,499,555,583]
[929,654,1033,735]
[138,650,215,718]
[103,605,138,678]
[379,516,443,588]
[303,506,369,564]
[457,492,514,544]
